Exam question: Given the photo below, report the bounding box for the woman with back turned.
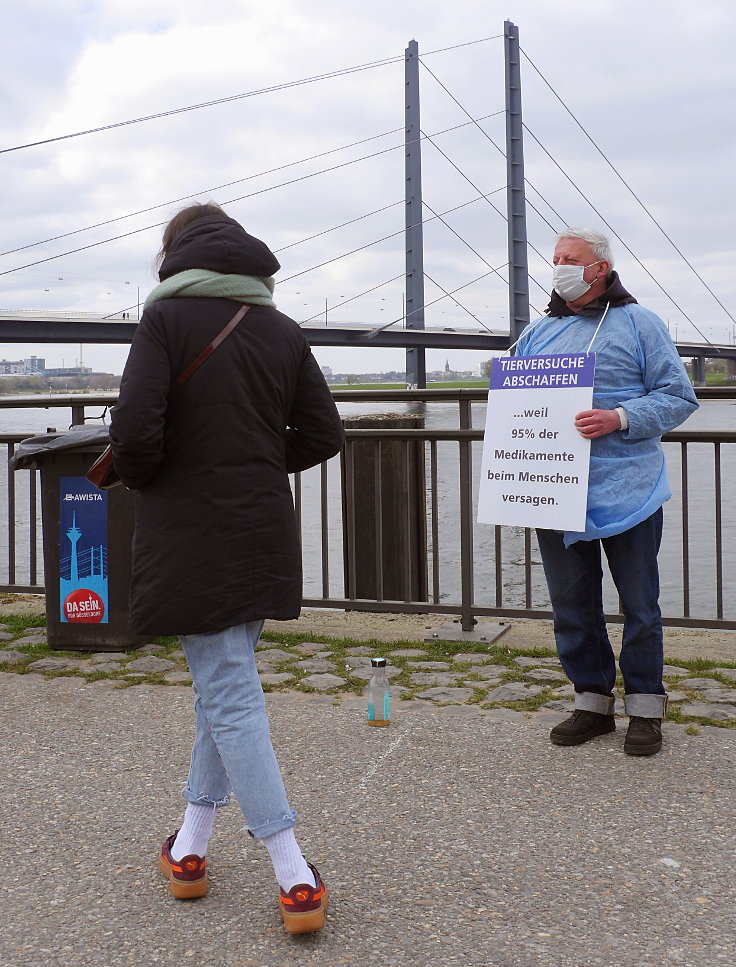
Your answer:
[110,202,344,934]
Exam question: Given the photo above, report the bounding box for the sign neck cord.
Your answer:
[504,314,547,357]
[505,301,612,358]
[585,302,611,354]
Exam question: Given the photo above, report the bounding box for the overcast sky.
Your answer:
[1,0,734,376]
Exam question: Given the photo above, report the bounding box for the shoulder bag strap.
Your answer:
[175,303,251,387]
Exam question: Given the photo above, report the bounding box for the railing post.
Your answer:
[7,443,16,585]
[458,396,475,631]
[714,443,723,619]
[374,442,384,600]
[692,356,707,386]
[430,440,440,604]
[29,469,38,585]
[71,403,86,426]
[680,442,690,617]
[320,461,330,599]
[341,416,428,602]
[344,440,357,600]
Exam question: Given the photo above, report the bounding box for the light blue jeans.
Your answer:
[179,621,297,839]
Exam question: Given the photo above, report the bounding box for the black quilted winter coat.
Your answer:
[109,215,345,635]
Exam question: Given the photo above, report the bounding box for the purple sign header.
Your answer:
[490,353,596,391]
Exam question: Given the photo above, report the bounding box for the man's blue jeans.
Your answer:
[536,509,667,718]
[179,621,297,839]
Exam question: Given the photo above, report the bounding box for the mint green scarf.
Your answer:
[144,269,276,309]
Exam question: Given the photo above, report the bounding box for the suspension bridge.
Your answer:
[1,21,734,384]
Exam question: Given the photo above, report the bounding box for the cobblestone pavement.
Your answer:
[1,604,735,729]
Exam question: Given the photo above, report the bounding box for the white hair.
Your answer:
[556,227,614,269]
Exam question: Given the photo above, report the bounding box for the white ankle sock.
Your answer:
[261,828,316,892]
[170,803,216,861]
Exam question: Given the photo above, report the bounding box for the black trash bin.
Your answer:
[10,427,145,652]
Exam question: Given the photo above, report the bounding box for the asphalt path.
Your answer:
[1,671,734,967]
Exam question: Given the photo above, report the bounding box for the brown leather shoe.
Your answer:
[550,709,616,746]
[624,716,662,756]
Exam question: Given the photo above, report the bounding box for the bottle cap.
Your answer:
[371,657,387,667]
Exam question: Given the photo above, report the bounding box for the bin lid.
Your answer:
[9,425,111,471]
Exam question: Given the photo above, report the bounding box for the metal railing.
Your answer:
[2,389,735,629]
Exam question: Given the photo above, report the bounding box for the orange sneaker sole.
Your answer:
[279,892,329,934]
[158,853,209,900]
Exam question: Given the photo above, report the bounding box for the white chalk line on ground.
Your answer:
[358,713,416,792]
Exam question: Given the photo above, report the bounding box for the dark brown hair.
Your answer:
[156,202,226,267]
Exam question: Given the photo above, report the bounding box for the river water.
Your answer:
[1,398,734,621]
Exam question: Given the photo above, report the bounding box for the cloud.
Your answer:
[1,0,735,377]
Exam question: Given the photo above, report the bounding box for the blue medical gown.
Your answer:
[515,305,698,545]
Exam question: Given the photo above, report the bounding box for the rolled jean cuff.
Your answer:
[624,692,668,717]
[248,809,298,840]
[182,789,231,808]
[574,691,615,715]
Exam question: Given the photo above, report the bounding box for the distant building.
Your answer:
[44,366,93,377]
[0,356,45,375]
[320,365,333,378]
[0,358,105,379]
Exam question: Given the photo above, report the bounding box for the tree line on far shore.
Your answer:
[0,374,121,394]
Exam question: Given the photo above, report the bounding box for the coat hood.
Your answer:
[158,214,281,281]
[546,270,637,317]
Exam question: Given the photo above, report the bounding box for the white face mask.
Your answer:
[552,261,601,301]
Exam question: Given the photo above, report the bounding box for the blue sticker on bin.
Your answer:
[59,477,109,624]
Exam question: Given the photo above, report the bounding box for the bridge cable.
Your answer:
[0,127,405,258]
[274,201,403,253]
[0,115,503,276]
[520,49,736,327]
[280,190,505,283]
[420,54,725,340]
[0,57,404,155]
[299,274,405,325]
[103,217,407,320]
[522,123,717,347]
[421,62,721,343]
[423,272,500,333]
[1,37,502,156]
[420,130,553,271]
[105,190,508,315]
[418,59,567,231]
[365,266,508,338]
[421,199,547,312]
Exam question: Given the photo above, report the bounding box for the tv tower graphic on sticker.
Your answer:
[59,478,109,624]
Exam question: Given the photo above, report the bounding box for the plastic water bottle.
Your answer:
[367,657,390,727]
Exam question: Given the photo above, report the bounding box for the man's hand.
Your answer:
[573,408,621,439]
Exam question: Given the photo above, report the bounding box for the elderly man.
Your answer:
[516,227,698,755]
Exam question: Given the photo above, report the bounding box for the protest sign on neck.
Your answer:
[477,353,595,530]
